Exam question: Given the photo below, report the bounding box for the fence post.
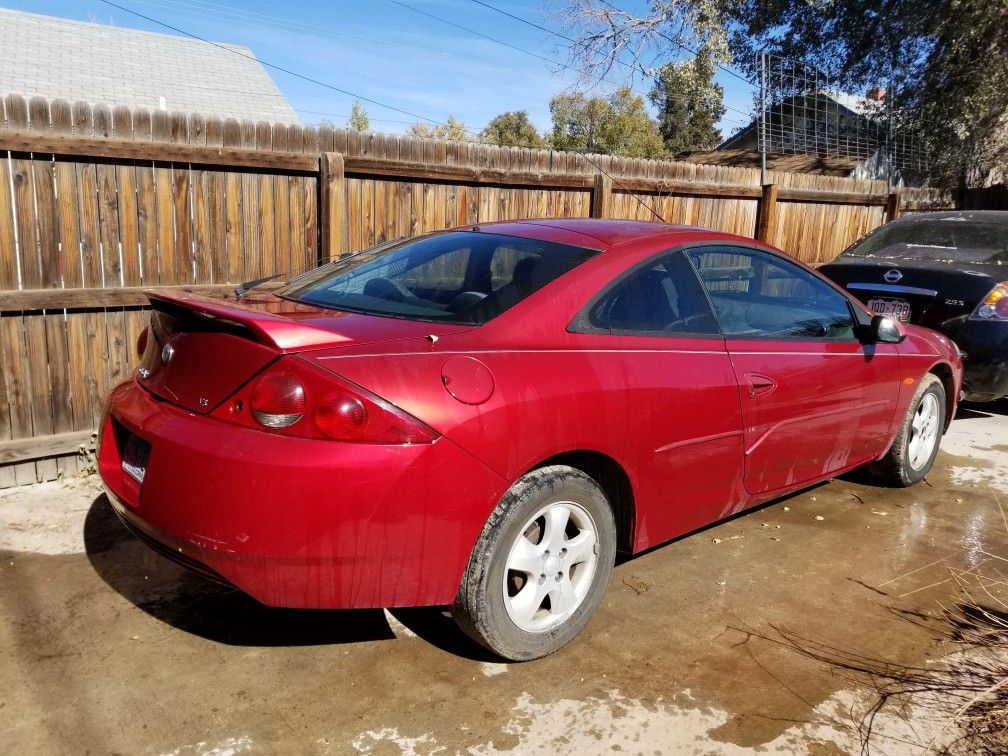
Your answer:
[884,191,902,222]
[320,152,346,259]
[591,173,612,218]
[755,183,778,244]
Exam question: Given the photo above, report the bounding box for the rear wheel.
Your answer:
[870,374,946,486]
[452,465,616,661]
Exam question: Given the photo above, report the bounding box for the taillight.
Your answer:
[136,327,148,359]
[970,282,1008,321]
[250,371,305,428]
[213,357,438,444]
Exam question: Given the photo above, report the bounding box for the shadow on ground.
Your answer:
[957,397,1008,420]
[83,492,494,660]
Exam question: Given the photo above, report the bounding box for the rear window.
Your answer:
[279,231,599,324]
[844,216,1008,265]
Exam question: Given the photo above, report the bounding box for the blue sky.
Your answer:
[4,0,755,139]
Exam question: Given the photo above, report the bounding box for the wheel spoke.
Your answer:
[548,575,578,616]
[563,530,596,566]
[508,579,546,624]
[507,536,543,575]
[542,505,571,552]
[908,432,921,462]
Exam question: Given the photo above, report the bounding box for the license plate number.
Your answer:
[121,434,151,484]
[867,298,912,322]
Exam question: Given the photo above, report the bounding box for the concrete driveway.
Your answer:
[2,401,1006,755]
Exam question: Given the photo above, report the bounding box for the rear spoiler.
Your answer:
[144,289,351,351]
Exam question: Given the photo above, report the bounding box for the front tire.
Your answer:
[452,465,617,661]
[870,374,946,486]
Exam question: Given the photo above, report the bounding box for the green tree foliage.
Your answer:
[731,0,1008,186]
[408,115,472,142]
[481,110,544,148]
[348,101,370,132]
[562,0,1008,187]
[549,88,666,158]
[650,53,725,154]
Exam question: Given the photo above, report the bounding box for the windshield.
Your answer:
[843,216,1008,265]
[279,230,600,324]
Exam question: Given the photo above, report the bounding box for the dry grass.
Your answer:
[753,569,1008,754]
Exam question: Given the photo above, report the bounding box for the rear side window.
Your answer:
[280,231,599,325]
[687,246,856,340]
[572,250,720,336]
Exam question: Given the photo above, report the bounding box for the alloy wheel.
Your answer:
[502,501,599,632]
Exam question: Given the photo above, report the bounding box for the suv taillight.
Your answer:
[213,356,439,444]
[970,282,1008,321]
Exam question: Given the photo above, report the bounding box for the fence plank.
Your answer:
[320,153,346,259]
[0,315,36,483]
[0,151,18,289]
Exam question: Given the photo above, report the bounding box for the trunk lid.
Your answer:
[820,256,1003,329]
[137,289,470,414]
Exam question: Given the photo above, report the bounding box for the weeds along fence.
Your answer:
[0,93,953,486]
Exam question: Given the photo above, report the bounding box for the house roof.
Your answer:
[718,90,878,151]
[677,148,862,177]
[0,8,300,125]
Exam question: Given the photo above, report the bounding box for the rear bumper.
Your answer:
[98,378,507,609]
[945,321,1008,401]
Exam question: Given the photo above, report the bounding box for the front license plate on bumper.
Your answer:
[868,298,912,322]
[122,433,151,484]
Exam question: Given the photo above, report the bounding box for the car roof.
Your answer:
[465,218,714,249]
[887,210,1008,226]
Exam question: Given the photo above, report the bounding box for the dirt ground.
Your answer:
[1,401,1006,755]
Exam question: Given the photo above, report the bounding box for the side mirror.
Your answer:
[870,315,905,344]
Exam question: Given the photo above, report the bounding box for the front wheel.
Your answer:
[452,465,616,661]
[870,373,946,486]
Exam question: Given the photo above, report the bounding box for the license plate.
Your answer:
[867,298,912,322]
[121,434,151,484]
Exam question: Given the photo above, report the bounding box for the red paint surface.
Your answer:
[99,221,962,609]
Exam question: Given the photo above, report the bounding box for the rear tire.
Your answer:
[870,374,946,487]
[452,465,616,661]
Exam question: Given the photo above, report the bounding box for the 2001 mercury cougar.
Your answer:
[99,219,962,660]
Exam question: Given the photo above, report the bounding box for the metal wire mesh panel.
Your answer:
[758,53,928,182]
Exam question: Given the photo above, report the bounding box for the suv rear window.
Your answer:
[280,231,599,324]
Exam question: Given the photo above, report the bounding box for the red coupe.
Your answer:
[98,219,962,660]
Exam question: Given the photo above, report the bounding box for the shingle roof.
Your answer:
[678,148,861,177]
[0,8,301,125]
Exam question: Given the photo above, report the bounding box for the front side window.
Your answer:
[573,250,720,336]
[687,246,855,340]
[280,231,599,325]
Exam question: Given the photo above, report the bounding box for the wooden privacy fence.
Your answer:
[0,93,953,486]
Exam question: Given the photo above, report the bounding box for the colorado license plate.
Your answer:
[121,433,151,484]
[867,298,911,322]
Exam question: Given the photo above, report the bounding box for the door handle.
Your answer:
[746,373,777,398]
